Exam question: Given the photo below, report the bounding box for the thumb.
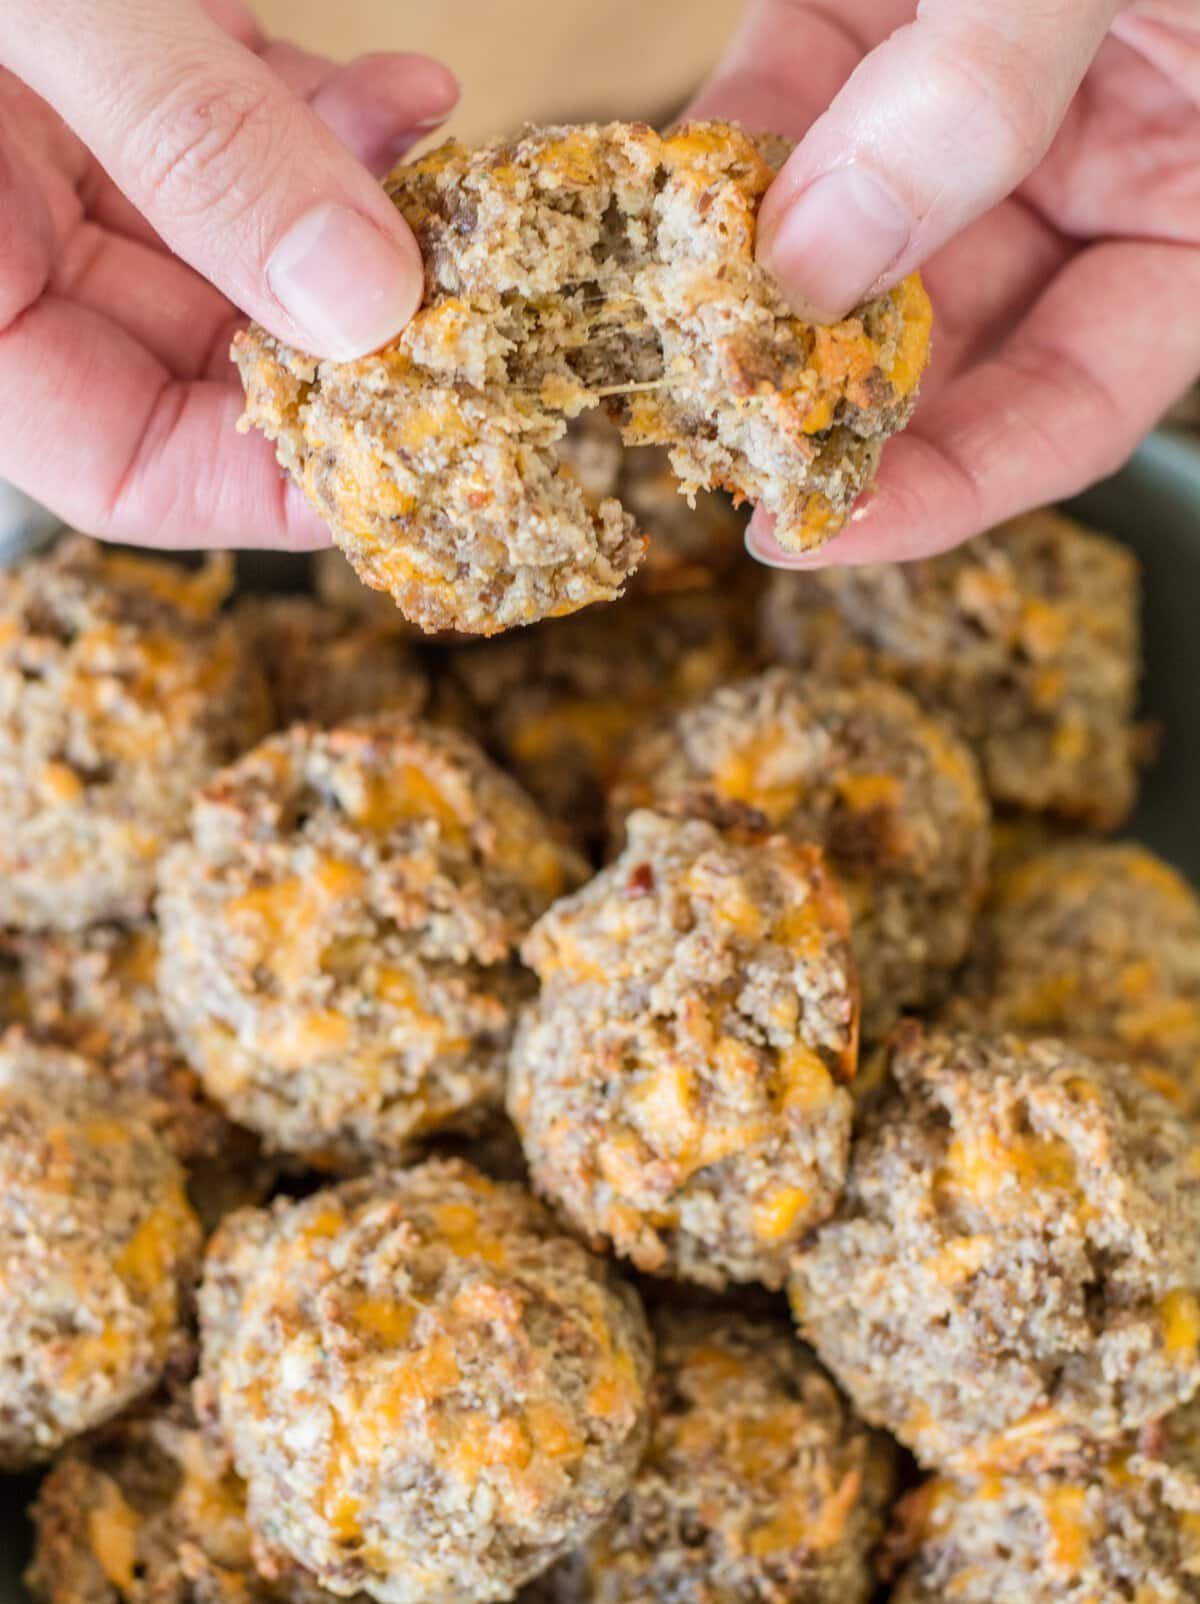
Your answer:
[756,0,1121,322]
[2,0,456,360]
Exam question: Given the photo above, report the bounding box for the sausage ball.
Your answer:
[611,670,989,1038]
[197,1160,652,1604]
[157,718,584,1167]
[759,509,1141,827]
[790,1027,1200,1473]
[236,595,429,730]
[509,811,859,1288]
[948,841,1200,1116]
[564,1307,896,1604]
[437,580,761,857]
[11,921,236,1166]
[235,122,930,633]
[891,1400,1200,1603]
[0,1037,201,1469]
[0,537,269,930]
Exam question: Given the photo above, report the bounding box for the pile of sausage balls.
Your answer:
[6,486,1200,1604]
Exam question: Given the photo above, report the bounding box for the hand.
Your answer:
[0,0,457,550]
[694,0,1200,567]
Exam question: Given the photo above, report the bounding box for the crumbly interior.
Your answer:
[949,842,1200,1117]
[0,1038,201,1470]
[759,509,1141,827]
[891,1397,1200,1603]
[509,810,858,1287]
[198,1160,652,1604]
[611,670,990,1038]
[157,718,584,1167]
[555,412,748,597]
[791,1028,1200,1473]
[566,1307,895,1604]
[235,121,931,635]
[0,538,269,930]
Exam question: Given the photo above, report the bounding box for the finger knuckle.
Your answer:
[939,33,1058,184]
[138,75,281,221]
[0,144,51,333]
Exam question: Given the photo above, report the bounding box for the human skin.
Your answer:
[0,0,456,549]
[692,0,1200,568]
[0,1,1196,560]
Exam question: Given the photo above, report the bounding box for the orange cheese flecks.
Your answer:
[87,1480,139,1592]
[1161,1288,1200,1360]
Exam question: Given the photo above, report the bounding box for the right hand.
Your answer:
[693,0,1200,569]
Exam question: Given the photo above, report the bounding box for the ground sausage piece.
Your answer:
[611,670,989,1039]
[157,718,585,1168]
[196,1160,652,1604]
[509,811,859,1288]
[790,1027,1200,1474]
[0,1037,201,1470]
[234,121,930,634]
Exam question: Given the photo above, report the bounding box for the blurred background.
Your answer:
[256,0,744,138]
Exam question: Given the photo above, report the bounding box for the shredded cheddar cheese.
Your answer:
[87,1480,139,1593]
[1161,1288,1200,1361]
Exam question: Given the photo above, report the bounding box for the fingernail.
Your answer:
[380,120,448,166]
[744,520,826,571]
[760,164,912,324]
[267,203,422,361]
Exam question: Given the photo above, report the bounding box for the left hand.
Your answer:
[0,0,457,551]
